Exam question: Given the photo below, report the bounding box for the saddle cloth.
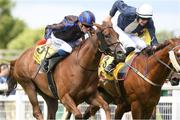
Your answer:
[33,44,56,64]
[98,52,136,81]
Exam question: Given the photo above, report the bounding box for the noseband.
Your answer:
[96,27,121,56]
[153,44,180,74]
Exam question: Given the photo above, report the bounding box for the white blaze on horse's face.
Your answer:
[169,50,180,72]
[178,49,180,54]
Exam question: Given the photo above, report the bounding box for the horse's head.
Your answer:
[153,38,180,86]
[141,38,180,86]
[94,21,125,58]
[168,71,180,86]
[167,38,180,85]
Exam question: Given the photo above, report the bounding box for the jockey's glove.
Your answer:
[115,51,126,63]
[152,45,157,51]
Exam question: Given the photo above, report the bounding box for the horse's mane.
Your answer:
[141,37,179,56]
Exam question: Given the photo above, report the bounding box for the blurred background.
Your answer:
[0,0,180,120]
[0,0,180,51]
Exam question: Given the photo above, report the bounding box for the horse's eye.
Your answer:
[104,35,110,39]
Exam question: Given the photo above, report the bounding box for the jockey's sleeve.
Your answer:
[45,15,78,32]
[147,20,159,45]
[109,0,136,17]
[45,20,67,32]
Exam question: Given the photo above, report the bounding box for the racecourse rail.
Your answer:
[0,49,180,120]
[0,83,180,120]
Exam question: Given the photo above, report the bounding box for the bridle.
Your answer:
[77,26,121,71]
[153,44,180,74]
[126,43,180,87]
[97,27,121,56]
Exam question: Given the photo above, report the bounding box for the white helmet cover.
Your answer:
[136,4,153,18]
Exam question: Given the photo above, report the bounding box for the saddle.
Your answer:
[33,44,56,64]
[33,44,59,98]
[98,52,137,81]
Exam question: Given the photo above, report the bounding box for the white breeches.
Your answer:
[115,27,147,53]
[46,34,73,53]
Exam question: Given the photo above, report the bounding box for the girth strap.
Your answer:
[47,71,59,98]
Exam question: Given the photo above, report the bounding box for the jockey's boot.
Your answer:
[104,47,135,75]
[125,47,135,56]
[104,51,126,75]
[104,59,117,75]
[41,51,69,73]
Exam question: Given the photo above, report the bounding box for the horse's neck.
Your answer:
[78,36,101,68]
[148,45,170,85]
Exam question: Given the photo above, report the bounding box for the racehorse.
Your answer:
[83,38,180,119]
[5,21,124,120]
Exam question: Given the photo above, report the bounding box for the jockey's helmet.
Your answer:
[136,4,153,19]
[78,11,95,27]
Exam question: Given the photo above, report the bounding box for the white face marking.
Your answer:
[178,49,180,54]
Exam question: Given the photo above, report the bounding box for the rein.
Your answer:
[125,44,180,87]
[97,27,121,56]
[76,26,120,71]
[125,62,162,87]
[152,44,180,74]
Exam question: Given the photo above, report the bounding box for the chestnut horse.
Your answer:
[83,38,180,119]
[5,22,124,120]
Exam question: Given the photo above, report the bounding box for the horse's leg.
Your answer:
[131,101,155,119]
[61,93,82,119]
[131,101,142,119]
[21,82,43,120]
[40,92,58,119]
[62,107,72,120]
[115,104,125,119]
[89,93,111,120]
[83,105,100,119]
[142,107,154,119]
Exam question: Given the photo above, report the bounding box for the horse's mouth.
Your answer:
[170,73,180,86]
[170,78,180,86]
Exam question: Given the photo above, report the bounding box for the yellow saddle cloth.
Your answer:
[98,52,135,81]
[98,28,151,81]
[33,44,56,64]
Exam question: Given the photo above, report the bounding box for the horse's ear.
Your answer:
[93,23,102,30]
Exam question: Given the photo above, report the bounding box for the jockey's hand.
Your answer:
[104,15,112,23]
[152,45,157,51]
[116,51,126,62]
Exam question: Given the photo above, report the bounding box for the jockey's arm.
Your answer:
[109,0,136,18]
[44,19,68,39]
[146,20,159,46]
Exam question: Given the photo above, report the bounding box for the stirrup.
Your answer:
[104,66,114,75]
[39,60,49,73]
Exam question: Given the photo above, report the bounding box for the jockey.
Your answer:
[104,0,159,74]
[41,10,96,72]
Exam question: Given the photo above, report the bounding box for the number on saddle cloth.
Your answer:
[33,44,56,64]
[99,52,136,80]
